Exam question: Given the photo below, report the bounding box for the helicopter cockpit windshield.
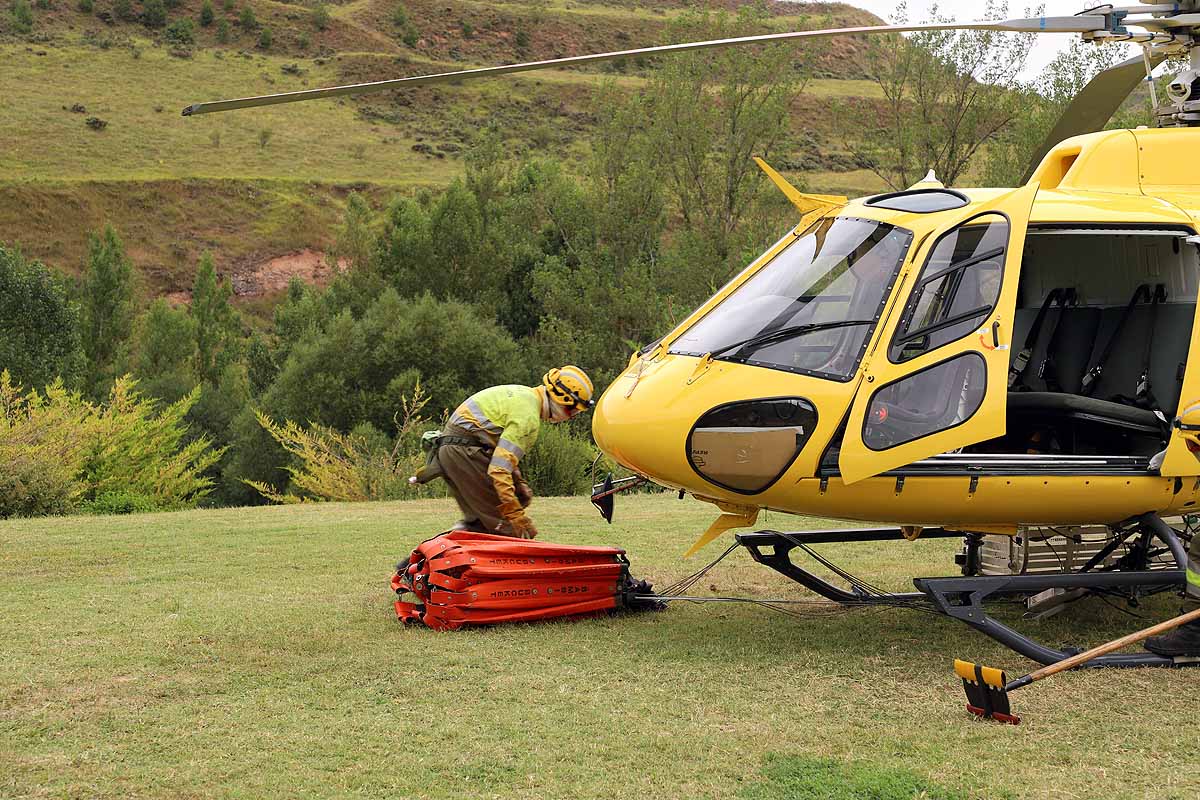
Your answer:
[669,217,914,380]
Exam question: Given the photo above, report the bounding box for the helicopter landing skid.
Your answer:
[736,518,1193,668]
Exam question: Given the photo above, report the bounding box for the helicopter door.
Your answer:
[838,183,1038,485]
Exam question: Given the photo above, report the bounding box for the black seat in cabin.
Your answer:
[1006,285,1195,455]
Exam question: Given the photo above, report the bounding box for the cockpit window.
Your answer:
[669,217,913,381]
[889,214,1008,363]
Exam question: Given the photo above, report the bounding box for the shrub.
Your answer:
[113,0,133,20]
[82,379,223,506]
[141,0,165,28]
[459,18,472,38]
[165,17,194,44]
[246,382,439,502]
[401,26,417,47]
[83,490,159,515]
[0,373,222,518]
[519,422,598,497]
[311,1,327,30]
[34,0,47,9]
[215,17,228,42]
[0,374,88,518]
[198,0,212,26]
[10,0,34,33]
[78,0,93,13]
[514,28,529,50]
[238,4,255,28]
[297,31,309,49]
[256,24,271,48]
[391,2,405,27]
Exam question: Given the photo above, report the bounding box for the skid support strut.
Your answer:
[736,515,1192,668]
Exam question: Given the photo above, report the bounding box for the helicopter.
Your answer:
[184,2,1200,667]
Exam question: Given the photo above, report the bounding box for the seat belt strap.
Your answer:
[1035,287,1077,392]
[1009,287,1062,390]
[1135,283,1167,405]
[1080,284,1151,396]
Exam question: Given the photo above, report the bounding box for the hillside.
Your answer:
[0,0,890,300]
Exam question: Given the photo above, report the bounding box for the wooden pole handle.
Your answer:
[1025,605,1200,684]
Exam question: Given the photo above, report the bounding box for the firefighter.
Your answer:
[1145,533,1200,656]
[434,366,594,539]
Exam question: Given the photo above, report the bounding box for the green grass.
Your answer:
[1,494,1193,799]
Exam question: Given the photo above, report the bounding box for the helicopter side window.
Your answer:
[862,352,987,450]
[889,215,1009,363]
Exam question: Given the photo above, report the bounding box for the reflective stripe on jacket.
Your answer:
[448,385,541,521]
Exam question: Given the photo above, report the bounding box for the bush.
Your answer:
[0,373,222,518]
[83,490,159,515]
[78,0,93,13]
[256,25,271,49]
[311,1,327,30]
[113,0,133,20]
[10,0,34,33]
[401,26,417,47]
[514,28,529,50]
[165,17,194,44]
[215,17,229,42]
[141,0,165,28]
[391,2,405,27]
[520,422,598,497]
[34,0,46,9]
[238,4,254,28]
[198,0,212,26]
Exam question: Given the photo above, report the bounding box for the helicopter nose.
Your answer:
[593,358,694,485]
[593,355,825,496]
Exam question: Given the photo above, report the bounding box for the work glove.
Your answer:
[508,513,539,540]
[515,480,533,508]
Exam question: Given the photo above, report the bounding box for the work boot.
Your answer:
[1144,618,1200,657]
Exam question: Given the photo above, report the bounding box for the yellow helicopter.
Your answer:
[185,2,1200,667]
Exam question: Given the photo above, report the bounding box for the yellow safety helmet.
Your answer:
[542,365,595,410]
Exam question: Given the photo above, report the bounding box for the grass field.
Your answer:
[1,494,1193,799]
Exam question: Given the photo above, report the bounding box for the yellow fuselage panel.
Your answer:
[784,475,1197,527]
[594,354,856,493]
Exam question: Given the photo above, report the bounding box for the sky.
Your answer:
[833,0,1139,79]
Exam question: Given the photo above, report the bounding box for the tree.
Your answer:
[80,225,135,400]
[132,299,197,404]
[141,0,166,28]
[637,6,806,265]
[190,253,240,386]
[264,291,525,432]
[0,244,84,391]
[837,1,1034,189]
[199,0,213,27]
[982,40,1138,186]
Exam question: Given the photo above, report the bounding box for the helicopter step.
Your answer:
[736,513,1196,668]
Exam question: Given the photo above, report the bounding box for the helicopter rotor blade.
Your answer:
[1021,49,1169,183]
[181,16,1109,116]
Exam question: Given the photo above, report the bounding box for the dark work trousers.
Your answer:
[437,423,528,537]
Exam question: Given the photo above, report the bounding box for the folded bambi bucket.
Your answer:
[390,531,661,630]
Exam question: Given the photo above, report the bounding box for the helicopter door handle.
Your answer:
[991,320,1001,349]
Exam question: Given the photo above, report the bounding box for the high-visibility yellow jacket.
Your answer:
[447,384,541,523]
